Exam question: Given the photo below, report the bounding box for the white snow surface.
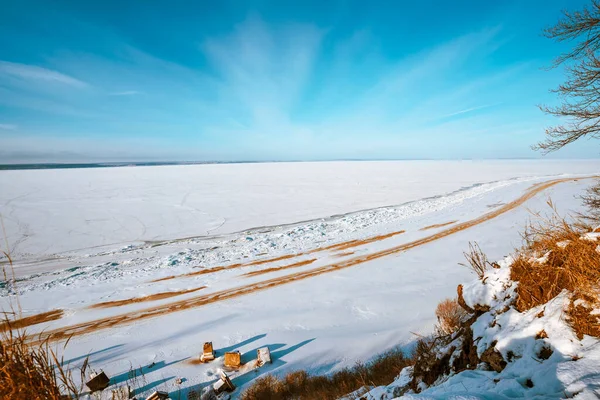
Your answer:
[1,159,599,260]
[1,160,600,398]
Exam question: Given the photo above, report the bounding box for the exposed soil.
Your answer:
[150,275,176,283]
[420,221,458,231]
[88,287,207,309]
[34,177,591,343]
[242,259,317,278]
[317,230,406,252]
[245,254,298,266]
[149,232,404,284]
[185,357,205,366]
[333,251,355,258]
[149,255,300,283]
[1,309,64,332]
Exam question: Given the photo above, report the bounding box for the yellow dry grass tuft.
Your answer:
[0,324,86,399]
[435,298,467,336]
[509,209,600,338]
[460,242,492,279]
[1,240,84,399]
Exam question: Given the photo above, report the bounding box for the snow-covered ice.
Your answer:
[1,160,600,398]
[2,159,600,260]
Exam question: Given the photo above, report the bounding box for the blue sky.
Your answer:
[0,0,596,162]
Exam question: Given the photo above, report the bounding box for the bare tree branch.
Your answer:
[536,0,600,153]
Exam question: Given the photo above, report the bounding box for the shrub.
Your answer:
[435,298,467,336]
[580,179,600,221]
[410,336,450,390]
[240,374,286,400]
[240,348,411,400]
[460,242,490,279]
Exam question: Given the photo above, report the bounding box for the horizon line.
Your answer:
[1,157,599,171]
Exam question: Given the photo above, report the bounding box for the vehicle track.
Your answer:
[33,176,592,343]
[147,231,406,283]
[88,286,207,309]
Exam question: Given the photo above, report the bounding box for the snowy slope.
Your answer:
[1,161,599,398]
[356,256,600,400]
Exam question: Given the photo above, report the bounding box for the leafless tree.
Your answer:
[535,1,600,153]
[580,180,600,221]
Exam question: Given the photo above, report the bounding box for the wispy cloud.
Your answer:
[109,90,141,96]
[202,16,323,134]
[0,11,562,161]
[0,61,88,88]
[439,103,502,119]
[0,123,17,130]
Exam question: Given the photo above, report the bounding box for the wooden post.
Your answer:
[200,341,215,363]
[257,347,271,367]
[146,390,169,400]
[85,371,110,392]
[213,370,235,394]
[224,351,241,368]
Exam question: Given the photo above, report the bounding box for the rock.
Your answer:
[457,284,475,314]
[480,346,507,372]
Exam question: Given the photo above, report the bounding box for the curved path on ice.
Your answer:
[31,176,596,343]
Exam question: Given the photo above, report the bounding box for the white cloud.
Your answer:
[0,123,17,130]
[0,61,88,88]
[201,16,323,133]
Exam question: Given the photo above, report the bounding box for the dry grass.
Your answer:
[509,209,600,338]
[460,242,491,279]
[240,348,411,400]
[567,296,600,339]
[0,325,85,399]
[435,298,467,336]
[1,234,85,399]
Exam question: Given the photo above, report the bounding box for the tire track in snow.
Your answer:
[420,220,458,231]
[34,176,594,343]
[147,230,407,283]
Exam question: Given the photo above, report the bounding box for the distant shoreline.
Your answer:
[0,161,264,171]
[0,158,594,171]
